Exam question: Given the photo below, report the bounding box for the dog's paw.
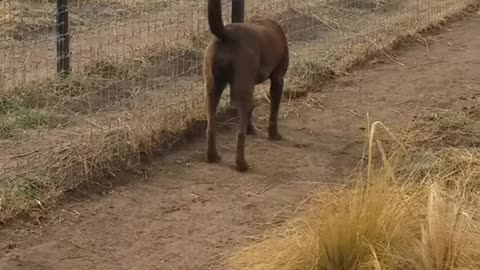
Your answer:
[235,160,250,172]
[206,152,222,163]
[268,132,283,141]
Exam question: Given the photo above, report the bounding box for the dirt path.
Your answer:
[1,14,480,270]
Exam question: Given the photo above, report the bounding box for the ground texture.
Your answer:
[1,13,480,270]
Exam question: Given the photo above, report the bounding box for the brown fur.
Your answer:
[203,0,289,172]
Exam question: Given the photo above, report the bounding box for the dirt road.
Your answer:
[1,14,480,270]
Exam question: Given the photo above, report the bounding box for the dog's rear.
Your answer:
[204,0,289,172]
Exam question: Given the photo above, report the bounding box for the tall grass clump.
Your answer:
[229,121,480,270]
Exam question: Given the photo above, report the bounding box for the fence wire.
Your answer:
[0,0,473,88]
[0,0,476,134]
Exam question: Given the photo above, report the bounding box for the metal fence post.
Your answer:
[232,0,244,23]
[56,0,71,78]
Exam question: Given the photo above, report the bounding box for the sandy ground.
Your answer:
[1,13,480,270]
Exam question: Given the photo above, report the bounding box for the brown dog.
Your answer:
[203,0,289,172]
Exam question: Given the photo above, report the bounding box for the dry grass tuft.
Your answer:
[0,0,53,45]
[4,72,134,115]
[0,94,208,221]
[228,121,480,270]
[0,0,179,49]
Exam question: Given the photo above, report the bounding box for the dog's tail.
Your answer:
[208,0,228,41]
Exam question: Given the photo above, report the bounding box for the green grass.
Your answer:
[0,97,65,138]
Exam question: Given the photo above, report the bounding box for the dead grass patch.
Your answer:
[228,120,480,270]
[0,94,211,222]
[337,0,404,13]
[412,110,480,149]
[276,8,330,42]
[145,47,203,77]
[0,0,179,48]
[6,75,133,114]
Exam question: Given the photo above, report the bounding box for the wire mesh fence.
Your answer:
[0,0,476,154]
[0,0,474,88]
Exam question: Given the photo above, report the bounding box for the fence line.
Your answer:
[0,0,476,118]
[0,0,473,91]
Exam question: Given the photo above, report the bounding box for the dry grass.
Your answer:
[0,0,53,39]
[0,0,180,48]
[228,120,480,270]
[0,94,207,221]
[0,0,479,223]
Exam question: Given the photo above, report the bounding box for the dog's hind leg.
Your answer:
[231,82,254,172]
[246,108,256,135]
[230,87,255,136]
[205,78,226,163]
[268,52,289,140]
[268,75,284,140]
[235,103,252,172]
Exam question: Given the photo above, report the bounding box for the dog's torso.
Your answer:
[204,16,288,87]
[203,1,290,171]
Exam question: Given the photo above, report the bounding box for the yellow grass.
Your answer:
[228,121,480,270]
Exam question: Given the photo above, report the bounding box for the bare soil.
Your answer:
[1,14,480,270]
